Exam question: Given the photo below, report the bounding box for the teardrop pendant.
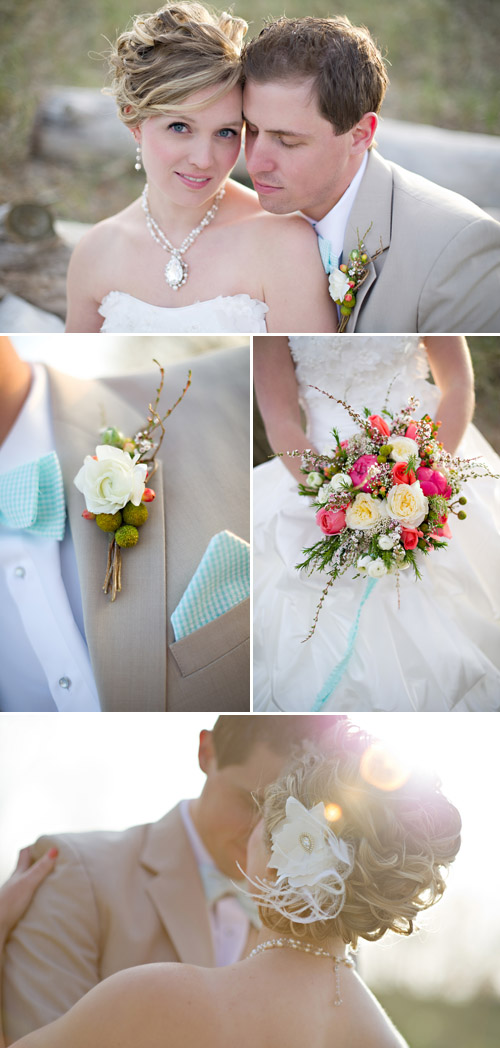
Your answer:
[165,255,187,290]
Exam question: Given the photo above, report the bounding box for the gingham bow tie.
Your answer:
[317,234,340,275]
[0,450,66,540]
[200,864,260,927]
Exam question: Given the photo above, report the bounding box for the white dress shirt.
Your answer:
[303,152,368,261]
[0,365,100,711]
[180,800,249,967]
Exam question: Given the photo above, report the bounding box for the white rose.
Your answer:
[367,557,388,578]
[306,471,323,489]
[328,473,353,493]
[389,436,420,462]
[357,554,373,572]
[328,268,350,303]
[74,445,147,515]
[378,534,396,550]
[268,797,354,888]
[316,485,331,504]
[345,492,388,531]
[386,480,428,527]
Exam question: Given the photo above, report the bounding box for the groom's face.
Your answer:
[192,731,287,877]
[243,78,360,221]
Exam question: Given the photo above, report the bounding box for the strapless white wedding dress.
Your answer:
[98,290,268,333]
[253,336,500,712]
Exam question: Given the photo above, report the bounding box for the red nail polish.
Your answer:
[48,847,59,859]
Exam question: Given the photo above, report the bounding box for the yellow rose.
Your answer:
[345,493,388,530]
[386,481,428,527]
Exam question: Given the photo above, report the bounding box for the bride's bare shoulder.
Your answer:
[19,962,216,1048]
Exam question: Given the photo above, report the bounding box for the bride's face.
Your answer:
[135,83,243,208]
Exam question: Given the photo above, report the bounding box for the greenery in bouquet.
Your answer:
[289,387,496,637]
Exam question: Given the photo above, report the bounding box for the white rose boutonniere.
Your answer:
[328,267,351,303]
[73,361,191,601]
[74,446,147,516]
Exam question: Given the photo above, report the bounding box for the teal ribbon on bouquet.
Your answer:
[311,577,378,711]
[0,451,66,541]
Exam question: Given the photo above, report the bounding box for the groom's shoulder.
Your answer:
[32,806,179,866]
[378,151,497,226]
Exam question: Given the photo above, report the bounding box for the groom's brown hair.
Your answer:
[212,714,345,768]
[242,16,388,134]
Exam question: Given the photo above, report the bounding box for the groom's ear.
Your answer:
[198,729,217,774]
[351,112,378,155]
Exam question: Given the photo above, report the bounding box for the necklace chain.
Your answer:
[248,937,355,1007]
[141,182,225,290]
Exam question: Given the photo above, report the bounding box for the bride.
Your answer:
[65,2,336,334]
[253,334,500,711]
[0,718,461,1048]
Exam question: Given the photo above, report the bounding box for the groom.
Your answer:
[242,16,500,333]
[0,337,250,711]
[1,714,329,1042]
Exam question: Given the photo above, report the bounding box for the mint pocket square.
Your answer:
[171,530,250,640]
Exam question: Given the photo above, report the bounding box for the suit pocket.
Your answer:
[169,598,249,677]
[167,598,249,711]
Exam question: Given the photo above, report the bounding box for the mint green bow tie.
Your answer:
[317,234,340,275]
[0,450,66,540]
[200,864,260,927]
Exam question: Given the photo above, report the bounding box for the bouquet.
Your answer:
[292,387,496,637]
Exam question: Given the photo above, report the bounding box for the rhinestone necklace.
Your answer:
[248,937,355,1007]
[141,182,225,290]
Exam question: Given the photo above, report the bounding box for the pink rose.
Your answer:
[349,454,379,491]
[429,518,453,540]
[391,462,416,486]
[315,507,347,535]
[416,466,451,499]
[405,423,418,440]
[401,527,422,550]
[368,414,391,437]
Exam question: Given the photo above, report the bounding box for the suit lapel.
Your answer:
[342,150,393,331]
[47,368,167,711]
[141,805,215,966]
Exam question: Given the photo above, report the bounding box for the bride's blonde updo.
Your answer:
[260,719,461,948]
[107,2,247,127]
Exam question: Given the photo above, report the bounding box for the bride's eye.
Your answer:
[168,122,189,133]
[217,127,239,138]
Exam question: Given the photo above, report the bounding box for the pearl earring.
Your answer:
[134,144,142,171]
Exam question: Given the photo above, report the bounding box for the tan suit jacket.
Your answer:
[2,805,256,1043]
[46,345,250,711]
[342,150,500,332]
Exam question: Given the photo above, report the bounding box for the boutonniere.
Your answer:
[74,362,191,601]
[329,224,387,332]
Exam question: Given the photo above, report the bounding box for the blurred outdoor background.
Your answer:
[0,711,499,1048]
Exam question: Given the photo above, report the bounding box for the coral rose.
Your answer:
[405,423,418,440]
[391,462,416,485]
[401,527,421,549]
[315,507,346,535]
[368,414,391,437]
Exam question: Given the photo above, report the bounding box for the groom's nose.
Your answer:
[245,134,274,175]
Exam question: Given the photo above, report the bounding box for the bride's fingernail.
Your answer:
[48,847,59,859]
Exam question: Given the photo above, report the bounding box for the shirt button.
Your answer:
[14,566,26,578]
[58,677,72,690]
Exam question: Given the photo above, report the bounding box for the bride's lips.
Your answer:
[176,172,212,189]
